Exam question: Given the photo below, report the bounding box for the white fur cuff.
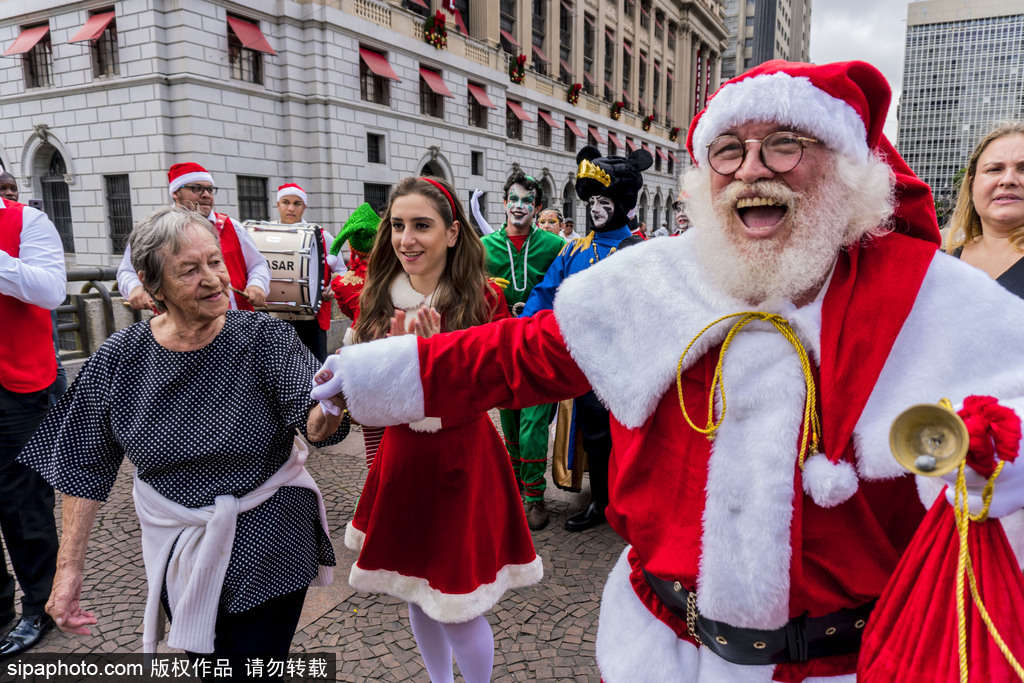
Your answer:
[337,334,426,426]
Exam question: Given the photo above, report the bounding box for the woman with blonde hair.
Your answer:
[946,122,1024,295]
[321,177,541,683]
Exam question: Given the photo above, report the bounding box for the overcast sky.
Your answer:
[808,0,913,141]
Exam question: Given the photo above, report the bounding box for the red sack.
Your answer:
[859,495,1024,682]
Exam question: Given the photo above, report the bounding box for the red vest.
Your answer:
[213,213,254,312]
[0,200,58,392]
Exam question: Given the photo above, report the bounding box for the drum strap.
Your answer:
[316,231,332,330]
[214,213,255,312]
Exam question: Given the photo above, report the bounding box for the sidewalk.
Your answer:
[21,417,626,682]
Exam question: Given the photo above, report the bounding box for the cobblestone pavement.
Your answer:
[12,417,627,682]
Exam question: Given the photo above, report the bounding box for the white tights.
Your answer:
[407,602,495,683]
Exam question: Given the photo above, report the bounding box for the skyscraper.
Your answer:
[898,0,1024,218]
[720,0,812,81]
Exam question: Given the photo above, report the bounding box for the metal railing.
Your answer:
[58,267,122,360]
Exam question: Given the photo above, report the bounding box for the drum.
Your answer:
[243,221,327,316]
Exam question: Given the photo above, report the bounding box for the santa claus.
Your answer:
[310,60,1024,681]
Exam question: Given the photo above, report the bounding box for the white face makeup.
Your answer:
[589,196,616,229]
[504,183,539,234]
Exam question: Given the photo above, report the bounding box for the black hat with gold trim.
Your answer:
[575,145,653,232]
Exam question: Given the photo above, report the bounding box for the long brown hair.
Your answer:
[946,121,1024,253]
[353,177,495,342]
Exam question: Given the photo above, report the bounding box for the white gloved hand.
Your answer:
[944,458,1024,519]
[310,354,346,406]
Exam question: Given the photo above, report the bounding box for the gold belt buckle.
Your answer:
[685,591,703,646]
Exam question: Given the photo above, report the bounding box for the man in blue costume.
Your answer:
[522,145,653,531]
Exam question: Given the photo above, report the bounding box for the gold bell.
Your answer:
[888,398,969,477]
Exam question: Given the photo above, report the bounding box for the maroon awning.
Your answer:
[420,67,454,97]
[3,25,49,56]
[622,41,633,56]
[621,89,633,104]
[532,44,550,64]
[608,132,623,147]
[560,58,575,77]
[626,138,638,152]
[508,100,533,122]
[584,71,596,85]
[226,16,276,55]
[500,30,520,48]
[565,118,585,138]
[69,12,115,43]
[656,147,669,161]
[359,48,400,81]
[668,150,680,164]
[467,83,497,108]
[588,126,606,145]
[538,110,561,128]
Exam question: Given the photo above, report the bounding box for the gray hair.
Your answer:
[129,205,217,311]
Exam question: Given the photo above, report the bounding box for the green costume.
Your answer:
[481,226,564,503]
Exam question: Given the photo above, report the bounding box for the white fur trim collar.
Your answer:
[390,273,435,313]
[691,72,869,166]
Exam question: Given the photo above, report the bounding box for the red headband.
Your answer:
[419,177,456,219]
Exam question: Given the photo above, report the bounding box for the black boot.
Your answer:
[565,499,606,531]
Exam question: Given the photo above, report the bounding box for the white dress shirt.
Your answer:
[116,209,271,309]
[0,204,67,310]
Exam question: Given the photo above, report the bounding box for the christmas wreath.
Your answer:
[643,114,655,132]
[567,82,582,105]
[669,126,680,142]
[509,54,526,84]
[610,101,624,120]
[424,10,448,49]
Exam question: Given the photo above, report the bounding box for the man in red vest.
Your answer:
[117,163,270,311]
[0,190,65,658]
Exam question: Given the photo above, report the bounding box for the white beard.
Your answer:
[683,168,856,305]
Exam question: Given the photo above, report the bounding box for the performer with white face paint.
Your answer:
[312,60,1024,681]
[480,172,564,530]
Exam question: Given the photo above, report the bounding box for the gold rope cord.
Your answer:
[953,461,1024,682]
[675,311,821,470]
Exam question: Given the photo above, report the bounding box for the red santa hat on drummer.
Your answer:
[168,162,214,197]
[687,59,939,246]
[277,183,307,204]
[688,61,941,508]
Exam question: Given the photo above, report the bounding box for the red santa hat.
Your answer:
[168,162,214,197]
[687,59,940,247]
[277,183,307,204]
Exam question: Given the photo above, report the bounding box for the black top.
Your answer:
[19,311,348,612]
[952,247,1024,299]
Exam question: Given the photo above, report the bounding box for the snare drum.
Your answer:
[244,222,328,316]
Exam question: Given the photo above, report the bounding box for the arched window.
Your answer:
[41,148,74,252]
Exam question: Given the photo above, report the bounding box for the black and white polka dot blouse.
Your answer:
[19,310,349,613]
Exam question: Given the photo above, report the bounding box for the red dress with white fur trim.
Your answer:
[344,278,542,623]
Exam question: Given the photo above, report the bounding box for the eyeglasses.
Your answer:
[180,184,218,196]
[706,132,820,175]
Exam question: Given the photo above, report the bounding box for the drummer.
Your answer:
[270,183,335,361]
[116,163,270,312]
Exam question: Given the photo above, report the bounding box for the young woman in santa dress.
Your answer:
[341,176,542,683]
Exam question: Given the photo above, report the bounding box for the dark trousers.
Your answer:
[0,385,58,617]
[287,319,328,362]
[166,587,308,682]
[577,390,612,509]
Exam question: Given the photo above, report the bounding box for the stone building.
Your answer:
[898,0,1024,218]
[0,0,727,269]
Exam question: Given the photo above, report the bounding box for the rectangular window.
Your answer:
[360,48,391,106]
[367,133,385,164]
[608,137,618,156]
[105,174,132,253]
[583,14,595,91]
[420,70,445,119]
[237,176,269,222]
[624,0,635,19]
[559,2,572,56]
[604,29,615,101]
[468,82,492,129]
[364,183,391,216]
[668,22,677,50]
[22,24,53,88]
[227,15,264,85]
[506,105,523,140]
[538,114,552,147]
[471,151,483,176]
[623,41,632,100]
[654,149,662,173]
[564,119,577,152]
[404,0,430,18]
[500,0,518,52]
[638,52,647,115]
[533,0,546,50]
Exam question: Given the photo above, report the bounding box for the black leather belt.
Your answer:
[643,569,874,665]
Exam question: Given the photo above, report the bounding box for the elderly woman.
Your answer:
[946,121,1024,295]
[18,206,349,671]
